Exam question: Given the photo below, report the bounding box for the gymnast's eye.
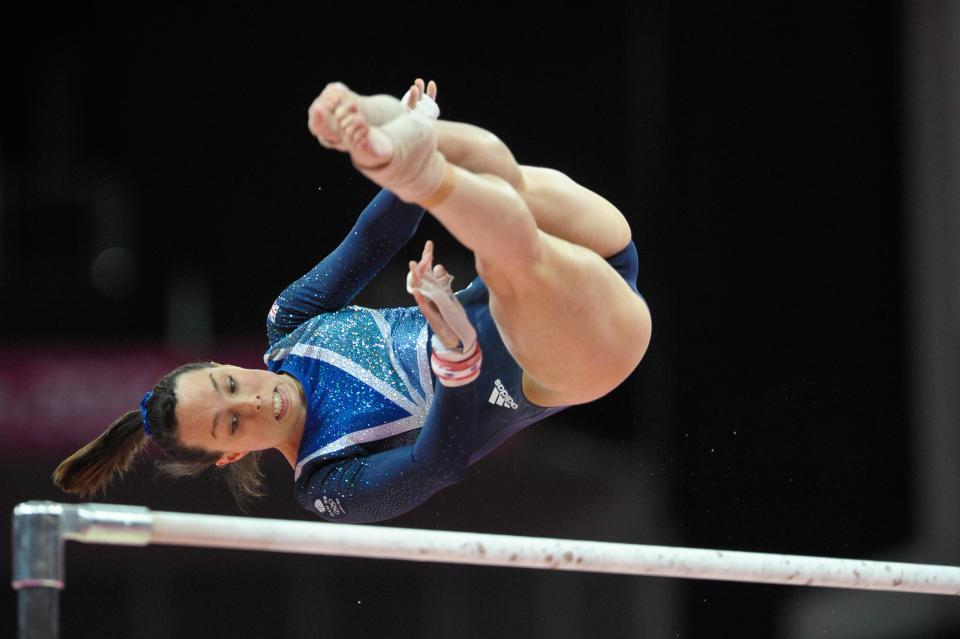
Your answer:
[230,415,238,434]
[228,376,237,393]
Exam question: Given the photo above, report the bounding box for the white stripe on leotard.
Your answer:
[294,413,427,480]
[287,342,420,416]
[369,310,423,405]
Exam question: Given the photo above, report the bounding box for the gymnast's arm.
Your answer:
[296,381,478,524]
[267,189,424,342]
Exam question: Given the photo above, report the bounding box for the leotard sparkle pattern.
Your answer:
[267,190,638,523]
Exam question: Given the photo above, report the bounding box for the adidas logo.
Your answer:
[314,496,346,517]
[488,379,519,409]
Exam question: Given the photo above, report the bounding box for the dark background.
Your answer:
[2,3,955,638]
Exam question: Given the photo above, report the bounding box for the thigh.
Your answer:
[518,165,632,258]
[477,231,652,407]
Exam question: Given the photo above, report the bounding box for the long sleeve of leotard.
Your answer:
[267,189,425,344]
[296,381,477,524]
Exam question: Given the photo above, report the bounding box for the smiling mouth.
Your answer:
[273,388,288,421]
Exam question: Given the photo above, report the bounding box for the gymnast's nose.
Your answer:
[237,394,261,414]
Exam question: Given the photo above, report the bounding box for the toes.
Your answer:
[350,124,368,146]
[321,81,348,101]
[317,84,347,115]
[320,90,343,108]
[308,98,334,135]
[334,99,358,123]
[307,113,323,138]
[338,106,366,139]
[342,115,368,144]
[308,87,350,145]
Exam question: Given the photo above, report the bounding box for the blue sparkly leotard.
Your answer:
[265,189,639,524]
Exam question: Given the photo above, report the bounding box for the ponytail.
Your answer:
[52,410,149,497]
[52,361,267,509]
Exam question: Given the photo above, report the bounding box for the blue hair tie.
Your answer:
[140,391,154,437]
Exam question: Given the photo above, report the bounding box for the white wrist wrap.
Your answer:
[406,269,477,354]
[400,90,440,120]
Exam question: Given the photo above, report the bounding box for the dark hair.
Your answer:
[52,361,266,508]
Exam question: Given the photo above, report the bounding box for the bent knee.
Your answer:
[475,131,522,189]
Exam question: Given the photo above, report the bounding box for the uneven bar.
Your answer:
[54,502,960,595]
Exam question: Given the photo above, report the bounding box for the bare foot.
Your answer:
[308,78,439,152]
[307,82,352,150]
[336,78,439,168]
[343,109,445,204]
[311,81,444,202]
[307,82,407,151]
[340,105,396,169]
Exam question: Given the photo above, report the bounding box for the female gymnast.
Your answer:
[53,79,652,524]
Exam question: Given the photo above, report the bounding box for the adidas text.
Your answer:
[488,379,519,409]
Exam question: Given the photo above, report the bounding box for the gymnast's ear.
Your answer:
[215,451,248,467]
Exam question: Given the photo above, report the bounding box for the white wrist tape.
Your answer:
[406,270,476,354]
[400,89,440,120]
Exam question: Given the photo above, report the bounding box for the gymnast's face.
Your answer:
[173,364,307,464]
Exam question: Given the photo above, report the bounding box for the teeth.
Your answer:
[273,391,282,418]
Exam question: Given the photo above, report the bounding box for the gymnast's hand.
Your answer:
[409,240,482,387]
[401,78,440,119]
[407,240,467,350]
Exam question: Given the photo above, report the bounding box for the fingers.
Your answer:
[414,78,437,100]
[413,240,433,280]
[406,239,464,351]
[409,241,451,340]
[408,260,421,288]
[409,78,438,105]
[412,289,459,349]
[407,241,434,289]
[410,242,453,292]
[405,84,420,110]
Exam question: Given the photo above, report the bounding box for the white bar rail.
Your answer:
[14,501,960,596]
[15,501,960,639]
[147,510,960,594]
